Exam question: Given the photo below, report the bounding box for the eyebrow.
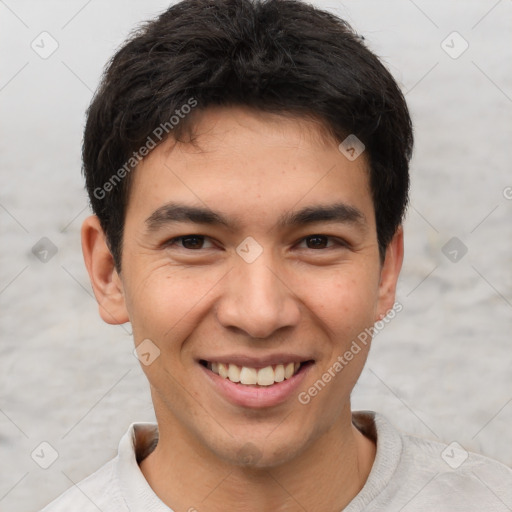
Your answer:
[145,201,367,232]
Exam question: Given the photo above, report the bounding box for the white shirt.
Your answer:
[40,411,512,511]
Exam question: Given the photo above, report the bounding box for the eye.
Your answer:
[297,235,347,250]
[164,235,215,250]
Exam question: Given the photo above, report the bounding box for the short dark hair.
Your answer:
[83,0,413,271]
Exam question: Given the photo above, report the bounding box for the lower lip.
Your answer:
[199,362,313,408]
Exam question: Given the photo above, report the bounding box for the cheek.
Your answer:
[123,263,226,343]
[296,268,380,334]
[295,273,377,421]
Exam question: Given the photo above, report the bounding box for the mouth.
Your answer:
[199,359,314,387]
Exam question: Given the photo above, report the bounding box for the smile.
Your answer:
[202,361,302,386]
[198,357,315,408]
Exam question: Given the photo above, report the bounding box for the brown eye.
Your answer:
[296,235,348,251]
[180,235,205,249]
[305,235,329,249]
[165,235,215,250]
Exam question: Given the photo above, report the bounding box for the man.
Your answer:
[41,0,512,510]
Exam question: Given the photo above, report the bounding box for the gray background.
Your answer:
[1,0,511,510]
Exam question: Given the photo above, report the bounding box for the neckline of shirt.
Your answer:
[115,411,403,511]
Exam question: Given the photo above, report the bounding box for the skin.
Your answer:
[82,106,403,511]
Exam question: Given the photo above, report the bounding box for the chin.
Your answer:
[214,431,310,470]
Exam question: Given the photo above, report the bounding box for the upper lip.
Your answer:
[198,354,314,369]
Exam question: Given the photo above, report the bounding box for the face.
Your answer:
[84,106,402,468]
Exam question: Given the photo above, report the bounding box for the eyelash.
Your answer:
[163,234,349,251]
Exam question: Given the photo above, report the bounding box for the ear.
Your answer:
[375,226,404,321]
[81,215,129,325]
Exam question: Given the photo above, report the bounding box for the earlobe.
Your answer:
[376,226,404,320]
[81,215,130,325]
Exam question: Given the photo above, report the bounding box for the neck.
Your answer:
[139,410,376,511]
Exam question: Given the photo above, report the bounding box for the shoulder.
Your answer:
[38,422,159,512]
[38,459,126,511]
[394,423,512,509]
[403,432,512,486]
[351,411,512,511]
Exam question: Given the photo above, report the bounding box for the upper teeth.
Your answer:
[209,362,301,386]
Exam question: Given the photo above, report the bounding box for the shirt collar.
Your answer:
[116,422,172,511]
[344,411,404,511]
[114,411,402,511]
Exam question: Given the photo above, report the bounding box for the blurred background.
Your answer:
[1,0,511,510]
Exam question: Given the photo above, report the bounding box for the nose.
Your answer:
[215,255,301,339]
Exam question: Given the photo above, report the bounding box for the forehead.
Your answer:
[125,106,374,229]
